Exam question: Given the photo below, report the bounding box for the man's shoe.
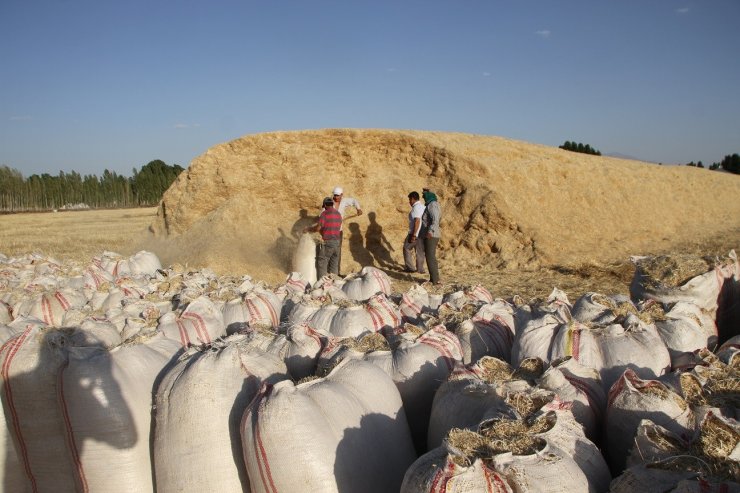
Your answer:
[403,268,416,273]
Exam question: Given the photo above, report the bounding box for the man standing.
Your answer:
[403,191,426,274]
[420,190,442,285]
[306,197,343,278]
[331,186,362,275]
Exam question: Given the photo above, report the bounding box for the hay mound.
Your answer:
[147,129,740,283]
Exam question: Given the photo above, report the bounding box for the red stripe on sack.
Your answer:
[303,325,323,348]
[244,298,259,324]
[493,315,513,333]
[401,294,422,320]
[252,384,278,493]
[473,286,493,303]
[374,297,400,327]
[175,319,191,347]
[41,295,54,325]
[183,312,211,344]
[366,306,383,331]
[58,360,89,492]
[429,458,455,493]
[88,269,100,288]
[54,292,70,311]
[482,462,511,493]
[607,369,634,407]
[437,327,463,359]
[570,326,581,361]
[563,374,604,422]
[257,294,279,327]
[420,332,456,371]
[1,326,38,491]
[450,364,476,380]
[371,270,390,294]
[490,469,509,493]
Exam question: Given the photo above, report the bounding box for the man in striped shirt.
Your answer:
[305,197,343,278]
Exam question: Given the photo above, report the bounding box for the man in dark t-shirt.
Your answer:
[305,197,343,278]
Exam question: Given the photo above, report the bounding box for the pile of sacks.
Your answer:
[0,248,737,492]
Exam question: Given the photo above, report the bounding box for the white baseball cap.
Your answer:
[332,187,343,195]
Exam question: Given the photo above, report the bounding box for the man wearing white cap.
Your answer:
[331,186,362,275]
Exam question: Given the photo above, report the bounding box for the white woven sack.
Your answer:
[292,233,317,285]
[0,324,81,491]
[630,250,739,312]
[550,314,671,392]
[241,358,417,493]
[67,318,122,348]
[90,287,125,311]
[158,296,225,347]
[427,379,523,451]
[572,292,633,324]
[341,266,392,301]
[537,356,606,442]
[83,264,114,291]
[519,409,611,493]
[716,335,740,365]
[61,332,181,493]
[427,362,528,450]
[154,336,287,493]
[364,294,402,332]
[656,301,718,363]
[284,296,322,325]
[401,445,515,493]
[264,323,325,380]
[605,369,694,474]
[455,302,515,364]
[329,303,374,338]
[511,312,563,366]
[0,323,32,492]
[307,303,340,334]
[221,289,282,329]
[95,251,132,278]
[0,300,12,324]
[128,250,162,276]
[490,441,592,493]
[16,289,87,326]
[398,284,431,324]
[277,271,310,297]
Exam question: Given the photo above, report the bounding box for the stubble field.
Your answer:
[2,206,737,302]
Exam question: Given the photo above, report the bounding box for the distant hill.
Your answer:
[604,151,642,161]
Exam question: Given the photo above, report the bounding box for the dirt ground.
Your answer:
[1,207,737,303]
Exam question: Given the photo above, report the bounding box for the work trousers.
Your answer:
[338,231,344,275]
[316,239,340,279]
[403,234,426,273]
[423,237,440,283]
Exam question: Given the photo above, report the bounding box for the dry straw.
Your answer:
[636,254,716,289]
[477,356,514,383]
[343,332,390,353]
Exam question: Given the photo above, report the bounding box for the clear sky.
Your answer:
[1,0,738,177]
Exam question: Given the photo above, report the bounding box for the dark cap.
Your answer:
[322,196,334,208]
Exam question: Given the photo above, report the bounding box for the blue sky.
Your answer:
[1,0,738,176]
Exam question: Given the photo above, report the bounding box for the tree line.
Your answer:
[559,141,602,156]
[686,154,740,173]
[0,160,184,212]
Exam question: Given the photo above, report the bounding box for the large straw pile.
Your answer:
[146,129,740,284]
